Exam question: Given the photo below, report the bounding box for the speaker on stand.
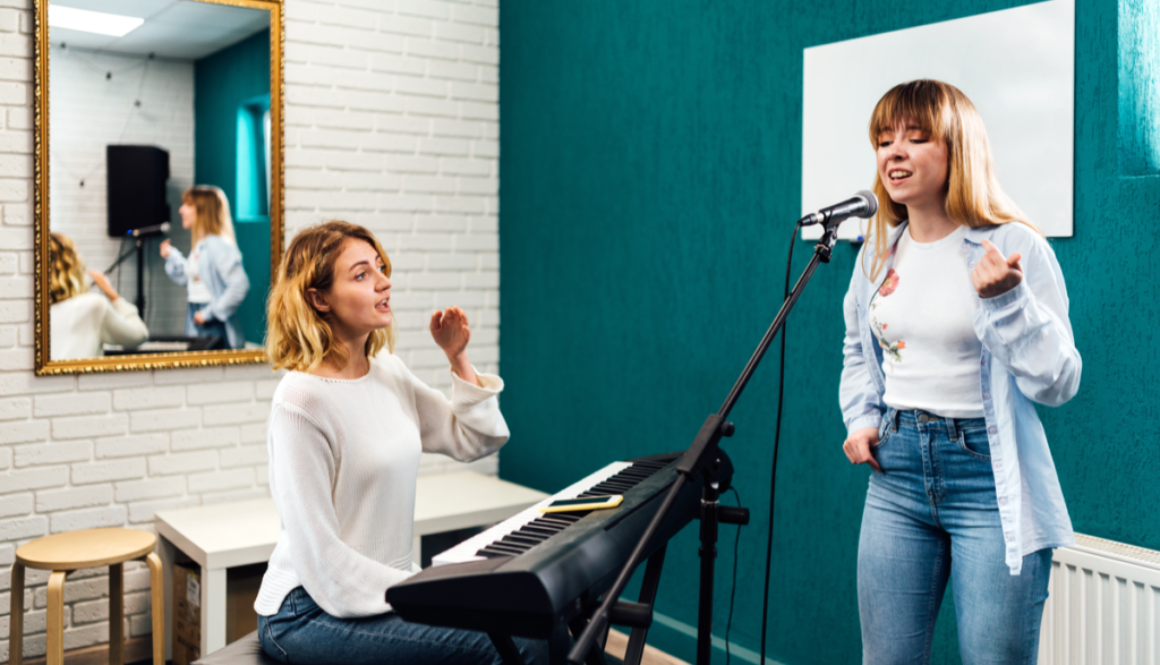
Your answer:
[105,145,170,318]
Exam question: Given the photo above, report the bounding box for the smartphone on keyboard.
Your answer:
[538,495,623,513]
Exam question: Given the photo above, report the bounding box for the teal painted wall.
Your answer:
[498,1,1160,663]
[194,30,270,345]
[1119,0,1160,174]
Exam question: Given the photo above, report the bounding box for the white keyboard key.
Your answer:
[432,461,632,566]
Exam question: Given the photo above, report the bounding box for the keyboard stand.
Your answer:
[483,543,669,665]
[616,545,667,665]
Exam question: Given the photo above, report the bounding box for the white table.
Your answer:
[154,472,548,658]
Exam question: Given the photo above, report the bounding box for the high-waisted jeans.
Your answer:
[858,408,1052,665]
[258,587,558,665]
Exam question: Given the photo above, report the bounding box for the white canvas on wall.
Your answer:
[801,0,1074,241]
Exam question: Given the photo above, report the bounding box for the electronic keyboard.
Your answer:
[386,452,710,638]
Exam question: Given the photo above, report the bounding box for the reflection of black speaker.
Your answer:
[106,145,170,238]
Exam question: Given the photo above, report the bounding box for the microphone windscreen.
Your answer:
[857,190,879,217]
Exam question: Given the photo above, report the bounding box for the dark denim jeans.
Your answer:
[187,302,232,348]
[258,587,554,664]
[858,408,1052,665]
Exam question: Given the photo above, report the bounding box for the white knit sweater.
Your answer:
[254,353,510,618]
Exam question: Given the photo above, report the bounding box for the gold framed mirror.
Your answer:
[33,0,283,375]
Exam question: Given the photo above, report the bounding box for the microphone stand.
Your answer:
[104,235,151,316]
[567,219,844,665]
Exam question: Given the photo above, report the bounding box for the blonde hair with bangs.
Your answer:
[183,186,236,245]
[865,79,1039,280]
[48,232,89,305]
[266,221,396,373]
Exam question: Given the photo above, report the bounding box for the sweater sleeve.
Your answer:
[401,359,510,462]
[99,298,149,349]
[267,402,412,617]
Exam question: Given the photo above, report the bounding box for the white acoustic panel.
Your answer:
[802,0,1074,241]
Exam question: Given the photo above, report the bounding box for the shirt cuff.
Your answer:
[847,414,881,437]
[979,279,1028,311]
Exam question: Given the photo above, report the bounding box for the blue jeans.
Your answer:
[186,302,231,349]
[257,587,555,665]
[858,408,1052,665]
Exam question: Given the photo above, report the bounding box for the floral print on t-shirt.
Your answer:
[870,268,905,366]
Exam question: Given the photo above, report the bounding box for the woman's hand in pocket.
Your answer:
[843,427,882,472]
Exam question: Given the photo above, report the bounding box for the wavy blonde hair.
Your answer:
[266,221,395,373]
[864,79,1038,280]
[48,232,88,304]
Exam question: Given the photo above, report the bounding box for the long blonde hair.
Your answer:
[183,186,236,245]
[48,232,88,304]
[865,79,1038,280]
[266,221,396,373]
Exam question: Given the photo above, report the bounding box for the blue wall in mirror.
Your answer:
[195,30,271,347]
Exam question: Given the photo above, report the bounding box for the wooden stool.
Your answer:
[10,528,164,665]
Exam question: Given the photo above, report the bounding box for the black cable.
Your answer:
[759,220,802,665]
[724,486,742,665]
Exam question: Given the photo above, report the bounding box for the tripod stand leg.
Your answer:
[623,544,668,665]
[487,632,528,665]
[568,615,609,665]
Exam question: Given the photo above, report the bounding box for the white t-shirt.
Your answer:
[869,225,985,418]
[185,243,212,305]
[254,354,510,618]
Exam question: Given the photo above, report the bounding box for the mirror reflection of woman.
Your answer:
[48,232,148,359]
[160,185,250,349]
[839,80,1081,663]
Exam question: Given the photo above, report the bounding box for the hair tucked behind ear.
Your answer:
[864,79,1039,280]
[265,221,395,373]
[48,232,88,304]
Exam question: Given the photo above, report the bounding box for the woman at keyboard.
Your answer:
[255,221,551,664]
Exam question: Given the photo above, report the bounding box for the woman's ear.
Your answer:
[305,288,330,313]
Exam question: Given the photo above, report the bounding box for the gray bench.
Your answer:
[191,631,274,665]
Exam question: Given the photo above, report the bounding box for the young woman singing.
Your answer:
[160,186,249,349]
[255,221,551,664]
[839,80,1081,663]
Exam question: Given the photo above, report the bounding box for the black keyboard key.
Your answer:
[478,545,521,557]
[526,519,561,528]
[503,536,542,547]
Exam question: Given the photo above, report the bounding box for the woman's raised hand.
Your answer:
[430,306,479,385]
[971,239,1023,298]
[843,427,881,473]
[87,270,120,302]
[159,239,172,259]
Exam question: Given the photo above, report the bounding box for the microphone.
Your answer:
[799,190,878,227]
[127,222,170,238]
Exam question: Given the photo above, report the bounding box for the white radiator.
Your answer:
[1039,534,1160,664]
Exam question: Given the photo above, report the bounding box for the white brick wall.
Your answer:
[49,49,194,338]
[0,0,498,660]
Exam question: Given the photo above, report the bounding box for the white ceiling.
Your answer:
[50,0,269,60]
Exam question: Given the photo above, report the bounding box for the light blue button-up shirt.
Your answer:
[840,221,1081,574]
[164,234,250,349]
